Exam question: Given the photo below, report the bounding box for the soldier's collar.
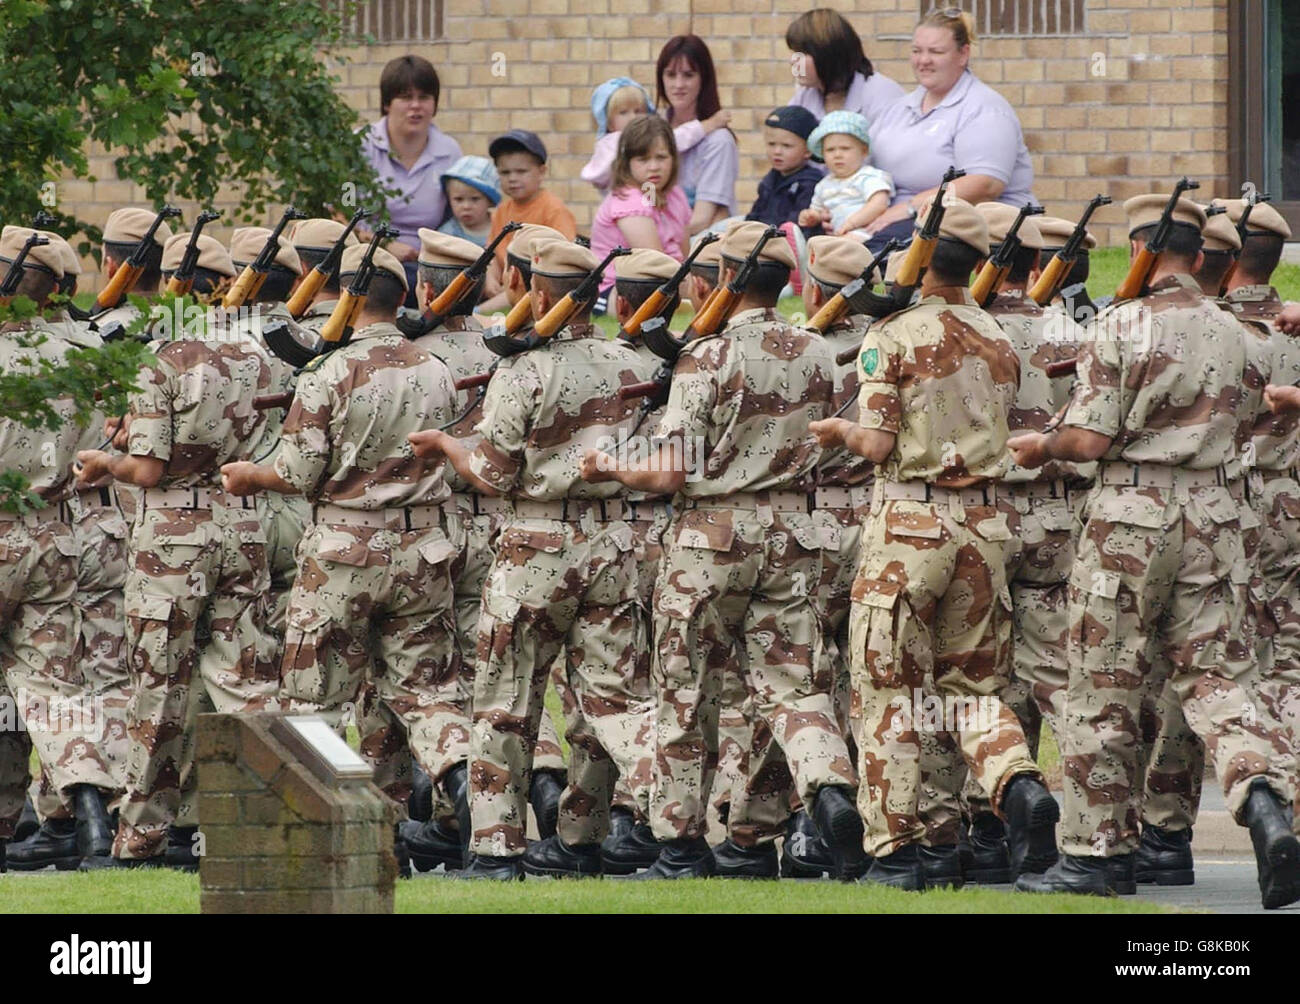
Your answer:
[1224,284,1279,304]
[726,306,779,326]
[348,321,403,342]
[919,286,976,306]
[1148,273,1200,293]
[304,300,337,317]
[549,322,598,343]
[429,314,480,333]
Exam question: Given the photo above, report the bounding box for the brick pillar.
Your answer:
[196,713,399,914]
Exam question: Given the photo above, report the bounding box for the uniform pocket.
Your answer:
[1092,493,1171,530]
[884,507,944,541]
[127,594,174,684]
[968,509,1013,543]
[417,531,457,569]
[673,509,735,551]
[313,530,372,567]
[1200,492,1242,527]
[497,525,566,559]
[1036,504,1076,533]
[1067,564,1121,671]
[850,577,911,689]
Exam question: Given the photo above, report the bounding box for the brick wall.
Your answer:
[67,0,1232,277]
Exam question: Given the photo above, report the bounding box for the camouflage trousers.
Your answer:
[470,516,651,856]
[34,494,133,823]
[1060,481,1296,857]
[651,503,854,843]
[850,493,1041,857]
[116,497,279,859]
[263,492,309,658]
[280,513,468,809]
[718,499,867,846]
[1251,472,1300,750]
[1,512,121,823]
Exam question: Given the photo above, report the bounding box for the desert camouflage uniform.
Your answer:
[1057,274,1295,858]
[465,322,655,856]
[0,329,110,836]
[295,300,338,336]
[112,330,281,858]
[849,287,1043,858]
[650,306,855,843]
[275,322,467,808]
[413,316,567,780]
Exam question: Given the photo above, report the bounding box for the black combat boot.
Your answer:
[409,765,433,823]
[812,786,866,881]
[442,762,471,867]
[394,825,411,879]
[6,819,79,871]
[1014,852,1112,896]
[457,854,524,881]
[15,797,38,843]
[522,834,602,878]
[711,838,778,879]
[1001,774,1059,878]
[73,785,113,869]
[630,837,714,880]
[859,843,926,891]
[780,809,834,878]
[1243,780,1300,910]
[163,825,199,871]
[399,818,464,872]
[918,844,964,889]
[600,808,661,875]
[1135,825,1194,886]
[528,770,565,841]
[1105,852,1137,895]
[965,813,1011,884]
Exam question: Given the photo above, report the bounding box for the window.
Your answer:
[330,0,443,43]
[918,1,1087,37]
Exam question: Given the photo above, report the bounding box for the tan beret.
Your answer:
[103,207,174,247]
[916,196,990,257]
[291,218,360,252]
[719,221,796,270]
[1200,211,1242,253]
[690,233,723,270]
[339,242,408,292]
[40,233,81,277]
[1123,194,1206,236]
[806,235,873,286]
[507,224,565,264]
[531,238,597,278]
[1212,198,1292,240]
[162,232,236,277]
[229,227,302,273]
[614,248,679,283]
[1035,215,1097,251]
[975,203,1044,251]
[416,228,481,268]
[0,226,64,278]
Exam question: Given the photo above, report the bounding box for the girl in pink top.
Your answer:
[590,116,691,301]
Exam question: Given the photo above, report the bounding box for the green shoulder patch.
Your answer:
[860,347,879,377]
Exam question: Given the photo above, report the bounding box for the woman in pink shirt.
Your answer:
[590,116,691,308]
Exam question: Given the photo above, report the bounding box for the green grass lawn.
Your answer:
[0,868,1168,914]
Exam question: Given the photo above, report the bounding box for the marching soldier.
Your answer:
[289,218,359,335]
[159,231,235,299]
[812,200,1060,891]
[94,208,174,331]
[1009,194,1300,908]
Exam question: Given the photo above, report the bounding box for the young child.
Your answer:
[581,77,730,195]
[797,110,893,238]
[746,106,825,237]
[438,155,499,246]
[478,129,578,312]
[588,116,691,309]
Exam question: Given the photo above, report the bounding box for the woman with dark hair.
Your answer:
[656,35,738,235]
[358,55,462,295]
[786,9,903,125]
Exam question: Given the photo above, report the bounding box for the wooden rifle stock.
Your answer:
[532,247,630,340]
[318,225,397,346]
[619,380,663,400]
[893,235,934,290]
[319,289,363,344]
[1043,357,1077,379]
[223,207,307,309]
[969,261,1007,307]
[622,288,671,338]
[1115,246,1157,301]
[808,291,848,332]
[1028,255,1070,306]
[835,344,860,368]
[286,268,328,316]
[455,372,493,392]
[254,392,295,410]
[93,205,181,312]
[504,294,533,333]
[621,232,721,339]
[684,287,736,339]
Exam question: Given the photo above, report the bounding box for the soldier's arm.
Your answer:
[75,450,163,488]
[809,417,894,463]
[1265,383,1300,414]
[839,323,902,461]
[220,460,298,497]
[408,430,501,496]
[580,441,686,495]
[1276,302,1300,335]
[1007,426,1111,468]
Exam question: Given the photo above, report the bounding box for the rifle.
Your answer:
[1114,177,1199,301]
[1043,358,1077,378]
[480,294,535,357]
[1028,194,1110,307]
[164,210,222,296]
[222,206,308,309]
[91,205,182,313]
[1218,187,1268,296]
[890,166,965,294]
[533,247,631,339]
[285,208,367,319]
[808,238,904,332]
[317,225,400,348]
[0,232,51,306]
[395,221,522,338]
[619,232,720,340]
[254,392,294,411]
[970,203,1045,307]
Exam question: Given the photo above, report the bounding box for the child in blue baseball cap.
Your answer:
[438,155,500,246]
[798,109,894,238]
[580,76,731,195]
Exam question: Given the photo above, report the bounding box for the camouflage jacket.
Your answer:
[0,327,81,503]
[413,314,497,492]
[275,321,456,508]
[296,299,339,336]
[1230,286,1300,472]
[816,315,875,489]
[226,301,314,462]
[1064,274,1245,470]
[468,322,653,501]
[856,287,1019,487]
[656,306,833,498]
[985,288,1082,484]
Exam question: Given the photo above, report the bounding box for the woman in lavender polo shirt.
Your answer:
[862,8,1035,253]
[357,55,462,299]
[656,35,738,235]
[785,9,904,127]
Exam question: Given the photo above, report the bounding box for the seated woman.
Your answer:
[785,8,904,127]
